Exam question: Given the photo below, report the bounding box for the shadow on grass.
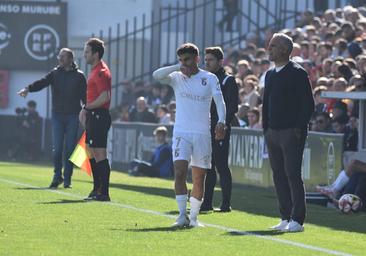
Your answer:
[38,199,87,204]
[77,180,366,234]
[164,210,179,215]
[16,187,49,191]
[227,230,284,236]
[125,226,188,232]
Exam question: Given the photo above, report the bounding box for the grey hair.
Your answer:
[272,33,293,55]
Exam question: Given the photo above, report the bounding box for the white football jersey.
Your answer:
[168,69,222,135]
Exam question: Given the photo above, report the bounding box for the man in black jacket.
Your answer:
[263,33,314,232]
[201,46,239,212]
[18,48,87,189]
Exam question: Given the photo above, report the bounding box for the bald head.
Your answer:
[273,33,293,55]
[136,97,147,112]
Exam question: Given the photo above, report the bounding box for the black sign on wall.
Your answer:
[0,1,67,70]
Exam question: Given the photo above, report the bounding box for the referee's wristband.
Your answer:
[82,105,90,111]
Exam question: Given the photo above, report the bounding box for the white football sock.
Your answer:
[189,197,203,221]
[332,170,350,192]
[176,194,187,217]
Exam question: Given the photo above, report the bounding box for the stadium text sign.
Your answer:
[0,1,67,70]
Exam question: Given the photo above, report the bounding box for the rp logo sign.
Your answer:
[24,24,60,61]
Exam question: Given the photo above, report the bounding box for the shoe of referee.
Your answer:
[94,194,111,202]
[49,177,64,189]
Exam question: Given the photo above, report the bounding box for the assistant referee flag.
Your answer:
[69,132,92,176]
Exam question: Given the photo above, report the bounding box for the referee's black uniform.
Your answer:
[201,67,239,212]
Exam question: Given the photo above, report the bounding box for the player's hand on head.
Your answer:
[180,65,191,77]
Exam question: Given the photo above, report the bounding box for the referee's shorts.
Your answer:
[85,108,111,148]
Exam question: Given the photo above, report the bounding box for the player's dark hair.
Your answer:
[86,38,105,59]
[177,43,199,57]
[205,47,224,60]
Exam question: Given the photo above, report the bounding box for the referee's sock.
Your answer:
[98,159,111,196]
[90,158,100,192]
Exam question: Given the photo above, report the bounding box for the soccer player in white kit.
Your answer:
[153,43,226,227]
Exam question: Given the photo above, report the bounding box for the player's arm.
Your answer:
[85,90,110,110]
[152,64,181,85]
[79,74,87,106]
[213,92,227,140]
[79,90,110,127]
[17,70,54,97]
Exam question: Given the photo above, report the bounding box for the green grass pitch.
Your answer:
[0,161,365,256]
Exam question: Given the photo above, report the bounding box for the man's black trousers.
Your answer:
[264,128,307,225]
[203,129,232,209]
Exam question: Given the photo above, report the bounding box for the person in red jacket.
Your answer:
[79,38,112,201]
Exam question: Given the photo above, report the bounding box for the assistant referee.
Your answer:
[79,38,112,201]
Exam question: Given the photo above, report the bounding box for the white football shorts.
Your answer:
[172,132,212,169]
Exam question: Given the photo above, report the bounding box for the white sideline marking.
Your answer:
[0,177,353,256]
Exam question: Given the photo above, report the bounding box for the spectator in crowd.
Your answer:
[157,105,171,124]
[236,60,252,80]
[167,101,176,124]
[160,84,174,104]
[313,85,328,114]
[314,112,333,132]
[121,80,135,107]
[331,115,348,134]
[133,81,146,99]
[246,108,262,129]
[332,101,349,122]
[129,126,173,178]
[321,58,333,77]
[129,97,157,123]
[218,0,239,32]
[11,100,42,161]
[236,103,250,127]
[147,83,162,108]
[317,159,366,213]
[115,103,130,122]
[23,100,41,160]
[334,38,349,58]
[258,59,271,88]
[242,79,260,109]
[333,77,348,91]
[317,42,334,63]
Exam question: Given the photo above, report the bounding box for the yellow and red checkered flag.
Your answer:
[69,131,92,176]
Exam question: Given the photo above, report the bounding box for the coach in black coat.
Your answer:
[201,47,239,212]
[263,34,314,232]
